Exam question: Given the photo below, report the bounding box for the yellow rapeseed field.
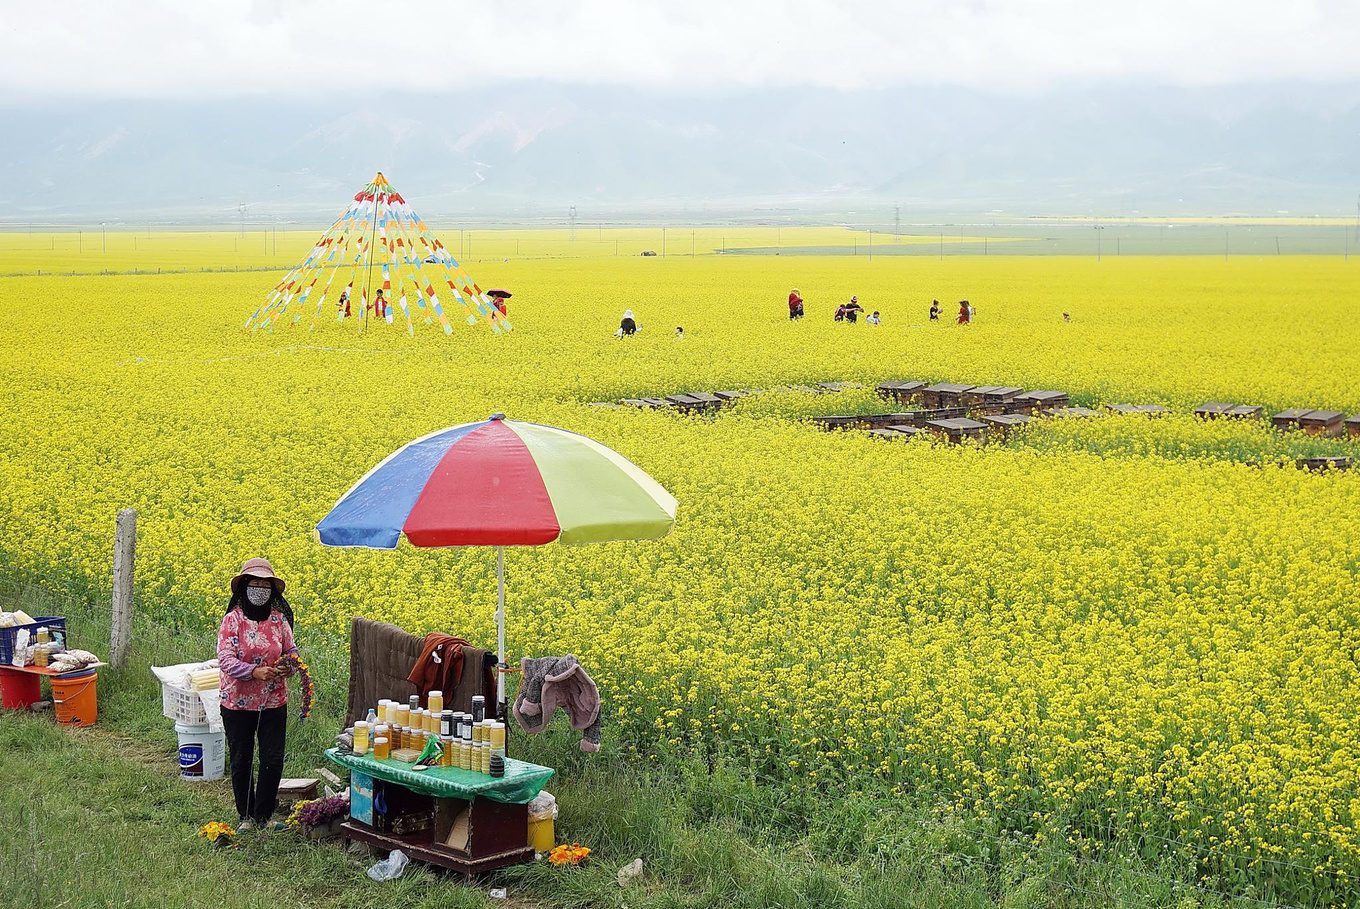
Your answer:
[1,234,1358,902]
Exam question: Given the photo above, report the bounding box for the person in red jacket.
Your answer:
[788,288,804,320]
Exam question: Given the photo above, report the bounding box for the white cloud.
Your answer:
[2,0,1359,100]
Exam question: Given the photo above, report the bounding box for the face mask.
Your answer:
[245,586,272,608]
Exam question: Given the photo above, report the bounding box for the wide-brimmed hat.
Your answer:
[623,309,634,319]
[230,557,285,594]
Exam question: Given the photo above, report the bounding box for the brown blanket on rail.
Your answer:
[346,617,496,726]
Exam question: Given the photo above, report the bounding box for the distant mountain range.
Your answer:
[1,83,1357,222]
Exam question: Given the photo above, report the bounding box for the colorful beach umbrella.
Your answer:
[316,414,677,711]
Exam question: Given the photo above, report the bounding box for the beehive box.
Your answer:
[712,390,749,402]
[1014,390,1070,411]
[876,380,926,403]
[1226,405,1263,420]
[1298,410,1344,436]
[1109,404,1168,415]
[1296,456,1351,472]
[810,415,862,431]
[868,426,928,440]
[817,382,860,392]
[1347,415,1360,437]
[925,417,988,442]
[981,386,1024,405]
[857,413,919,429]
[1195,402,1234,419]
[621,398,664,409]
[1045,406,1098,419]
[980,413,1030,438]
[1271,408,1314,430]
[961,386,1004,405]
[921,383,975,408]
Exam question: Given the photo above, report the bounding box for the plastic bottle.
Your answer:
[428,689,444,717]
[353,721,370,755]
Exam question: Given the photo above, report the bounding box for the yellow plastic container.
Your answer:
[528,816,555,853]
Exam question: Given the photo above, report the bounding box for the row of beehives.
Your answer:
[601,382,862,412]
[817,381,1353,469]
[1196,402,1360,438]
[814,381,1086,443]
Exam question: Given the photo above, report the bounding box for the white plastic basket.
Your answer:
[162,682,208,725]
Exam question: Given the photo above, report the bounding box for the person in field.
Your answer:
[957,300,972,324]
[218,558,300,833]
[929,300,940,321]
[338,288,351,318]
[616,309,638,337]
[844,296,864,323]
[371,289,386,320]
[834,303,846,321]
[788,288,804,320]
[866,310,882,325]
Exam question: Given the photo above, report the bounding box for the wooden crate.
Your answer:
[925,417,988,442]
[921,383,975,408]
[1226,405,1263,420]
[1271,408,1313,430]
[1195,402,1234,419]
[620,398,663,409]
[1298,410,1344,436]
[1044,406,1098,419]
[1347,415,1360,438]
[1296,456,1351,472]
[712,390,748,402]
[817,382,860,392]
[876,380,926,403]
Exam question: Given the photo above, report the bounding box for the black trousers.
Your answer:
[220,704,287,823]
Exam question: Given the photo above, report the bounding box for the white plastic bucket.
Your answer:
[174,722,225,781]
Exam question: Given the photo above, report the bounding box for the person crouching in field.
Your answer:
[788,287,804,320]
[218,558,300,832]
[616,309,638,338]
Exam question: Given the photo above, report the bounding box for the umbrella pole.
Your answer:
[496,545,506,717]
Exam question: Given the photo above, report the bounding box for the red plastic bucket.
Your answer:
[51,670,98,726]
[0,666,42,710]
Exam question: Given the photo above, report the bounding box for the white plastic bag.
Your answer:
[10,629,29,667]
[527,791,558,821]
[366,849,409,882]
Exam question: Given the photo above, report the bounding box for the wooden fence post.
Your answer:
[110,508,136,668]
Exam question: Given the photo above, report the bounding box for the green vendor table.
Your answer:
[324,748,553,805]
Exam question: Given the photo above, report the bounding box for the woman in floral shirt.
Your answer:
[218,558,299,831]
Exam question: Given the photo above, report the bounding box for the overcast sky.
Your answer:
[3,0,1360,101]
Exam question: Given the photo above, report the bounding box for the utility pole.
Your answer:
[662,227,666,257]
[569,205,577,241]
[868,229,872,262]
[1095,219,1103,261]
[101,222,106,254]
[894,205,900,242]
[939,231,943,260]
[691,230,695,256]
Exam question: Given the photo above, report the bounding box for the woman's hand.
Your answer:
[250,666,279,681]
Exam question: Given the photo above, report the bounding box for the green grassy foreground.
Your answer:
[0,577,1267,909]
